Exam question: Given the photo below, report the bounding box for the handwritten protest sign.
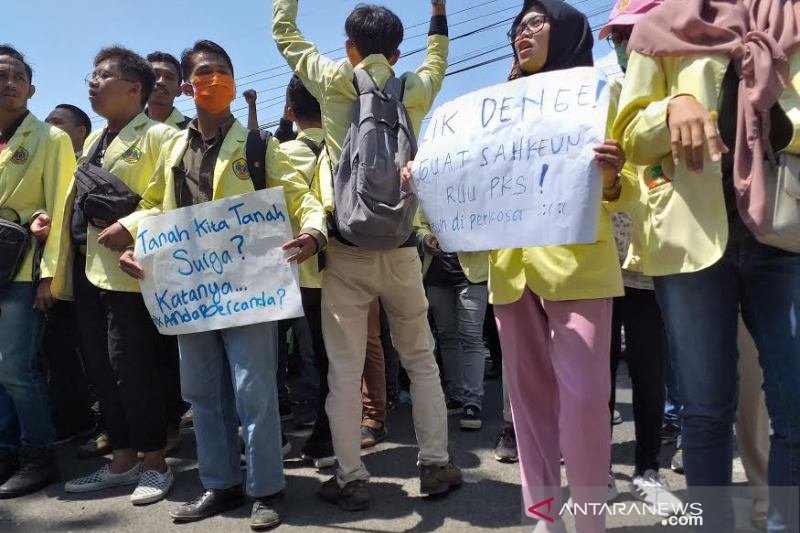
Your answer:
[134,187,303,335]
[412,66,609,252]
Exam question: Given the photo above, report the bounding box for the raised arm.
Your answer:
[272,0,340,103]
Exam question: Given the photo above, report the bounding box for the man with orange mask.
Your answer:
[118,40,326,529]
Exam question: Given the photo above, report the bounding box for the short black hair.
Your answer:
[286,75,321,122]
[0,44,32,82]
[147,51,182,83]
[180,40,234,81]
[345,4,404,59]
[94,46,155,107]
[55,104,92,134]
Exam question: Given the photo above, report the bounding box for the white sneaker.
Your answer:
[131,467,174,505]
[65,462,142,493]
[630,469,683,516]
[565,472,619,509]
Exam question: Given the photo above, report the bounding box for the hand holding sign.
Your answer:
[134,187,303,335]
[411,67,610,252]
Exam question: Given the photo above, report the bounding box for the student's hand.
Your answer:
[423,233,441,256]
[244,89,258,106]
[400,161,415,191]
[119,249,145,280]
[667,95,728,173]
[97,222,134,252]
[30,213,51,243]
[282,233,318,263]
[34,278,55,312]
[594,139,625,188]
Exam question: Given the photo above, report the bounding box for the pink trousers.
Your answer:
[495,290,612,533]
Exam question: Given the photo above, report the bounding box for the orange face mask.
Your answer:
[191,73,235,114]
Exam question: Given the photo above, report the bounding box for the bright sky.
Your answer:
[5,0,617,131]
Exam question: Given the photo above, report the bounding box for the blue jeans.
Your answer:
[0,282,53,450]
[663,342,683,429]
[654,236,800,532]
[427,283,488,409]
[178,322,284,498]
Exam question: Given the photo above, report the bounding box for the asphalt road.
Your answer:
[0,368,760,533]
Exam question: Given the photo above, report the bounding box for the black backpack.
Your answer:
[246,128,273,191]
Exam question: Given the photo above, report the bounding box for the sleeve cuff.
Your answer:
[429,15,448,37]
[301,228,327,252]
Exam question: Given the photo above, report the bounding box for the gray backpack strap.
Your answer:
[383,76,405,102]
[353,69,377,95]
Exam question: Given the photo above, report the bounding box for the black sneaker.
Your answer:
[494,426,518,463]
[300,440,336,469]
[662,423,680,443]
[250,492,284,530]
[459,406,482,431]
[0,447,58,499]
[0,448,19,485]
[446,399,463,415]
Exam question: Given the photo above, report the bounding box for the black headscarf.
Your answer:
[508,0,594,79]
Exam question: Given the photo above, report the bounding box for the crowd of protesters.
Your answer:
[0,0,798,532]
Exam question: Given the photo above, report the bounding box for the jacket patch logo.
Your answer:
[122,147,142,164]
[232,158,250,179]
[10,147,28,164]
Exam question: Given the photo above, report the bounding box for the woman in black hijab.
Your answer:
[490,2,626,532]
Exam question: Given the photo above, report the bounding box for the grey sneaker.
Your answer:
[460,406,482,431]
[250,492,284,530]
[419,459,462,496]
[65,462,142,493]
[494,426,518,463]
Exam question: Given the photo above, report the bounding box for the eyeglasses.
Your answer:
[84,71,136,86]
[509,14,549,39]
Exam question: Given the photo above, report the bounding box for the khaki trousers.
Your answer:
[322,241,449,484]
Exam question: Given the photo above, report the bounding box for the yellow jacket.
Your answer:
[51,112,179,298]
[487,81,637,305]
[612,52,800,276]
[278,127,326,288]
[272,0,449,212]
[163,108,191,130]
[0,112,75,283]
[159,119,327,239]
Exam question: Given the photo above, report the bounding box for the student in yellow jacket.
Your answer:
[274,75,337,471]
[272,0,463,511]
[118,40,326,529]
[410,3,631,532]
[612,1,800,529]
[0,45,75,499]
[55,47,180,506]
[145,52,192,130]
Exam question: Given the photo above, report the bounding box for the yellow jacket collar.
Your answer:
[355,55,395,76]
[101,112,152,168]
